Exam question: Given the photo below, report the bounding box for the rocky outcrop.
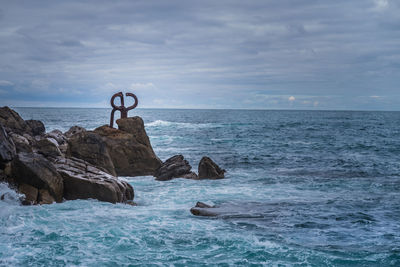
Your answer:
[10,133,33,153]
[190,202,218,216]
[64,126,86,138]
[94,119,162,176]
[198,156,225,179]
[55,157,134,204]
[0,107,32,135]
[45,129,67,145]
[25,120,45,136]
[11,152,64,203]
[66,131,116,176]
[0,123,16,168]
[154,155,198,181]
[36,137,62,158]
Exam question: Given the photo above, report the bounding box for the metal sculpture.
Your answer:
[109,92,138,128]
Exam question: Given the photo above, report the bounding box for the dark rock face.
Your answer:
[0,123,16,168]
[64,126,86,138]
[198,156,225,179]
[0,107,32,135]
[18,183,39,205]
[55,157,134,204]
[11,152,64,203]
[155,155,198,181]
[25,120,45,136]
[66,131,116,176]
[36,138,62,158]
[10,133,33,153]
[45,129,67,145]
[94,122,162,176]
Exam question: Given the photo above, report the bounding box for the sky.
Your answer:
[0,0,399,110]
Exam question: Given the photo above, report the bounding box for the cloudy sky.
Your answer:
[0,0,399,110]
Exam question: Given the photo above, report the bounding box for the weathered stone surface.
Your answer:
[45,129,67,145]
[11,152,64,202]
[0,107,32,135]
[54,157,134,203]
[66,131,116,176]
[18,183,38,205]
[38,189,55,204]
[94,123,161,176]
[64,126,86,138]
[198,156,225,179]
[36,138,62,158]
[10,133,32,153]
[26,120,45,136]
[154,155,198,181]
[0,123,16,168]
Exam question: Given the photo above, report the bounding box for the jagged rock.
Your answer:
[38,189,55,204]
[0,123,16,168]
[66,131,116,176]
[18,183,38,205]
[94,121,162,176]
[198,156,225,179]
[26,120,45,136]
[11,152,64,202]
[10,133,32,153]
[0,107,33,135]
[190,202,218,216]
[36,138,62,158]
[64,126,86,138]
[54,157,134,203]
[154,155,198,181]
[45,129,67,145]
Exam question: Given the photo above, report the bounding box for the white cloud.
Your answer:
[0,80,13,86]
[374,0,389,10]
[288,96,295,102]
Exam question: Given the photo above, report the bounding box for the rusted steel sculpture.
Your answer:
[109,92,138,128]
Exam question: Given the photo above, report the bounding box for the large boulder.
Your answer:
[0,123,16,168]
[0,107,32,135]
[64,126,86,138]
[25,120,45,136]
[94,119,161,176]
[198,156,225,179]
[36,137,62,158]
[54,157,134,203]
[11,152,64,203]
[154,155,198,181]
[10,133,33,153]
[45,129,67,145]
[66,131,116,176]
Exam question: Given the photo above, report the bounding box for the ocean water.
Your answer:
[1,108,400,266]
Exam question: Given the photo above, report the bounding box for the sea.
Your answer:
[1,108,400,266]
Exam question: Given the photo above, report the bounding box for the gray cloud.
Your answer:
[0,0,399,109]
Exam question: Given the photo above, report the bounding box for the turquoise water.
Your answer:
[1,108,400,266]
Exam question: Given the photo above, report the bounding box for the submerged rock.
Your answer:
[190,202,218,216]
[11,152,64,203]
[198,156,225,179]
[55,157,134,203]
[154,155,198,181]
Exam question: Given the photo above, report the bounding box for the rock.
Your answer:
[38,189,55,204]
[190,202,218,217]
[64,126,86,138]
[18,183,39,205]
[66,131,116,176]
[0,106,32,135]
[0,123,16,168]
[25,120,45,136]
[11,152,64,202]
[94,123,161,176]
[154,155,198,181]
[198,156,225,179]
[36,138,62,158]
[45,129,67,145]
[10,133,32,153]
[54,157,134,203]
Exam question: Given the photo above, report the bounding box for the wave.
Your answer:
[145,120,215,128]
